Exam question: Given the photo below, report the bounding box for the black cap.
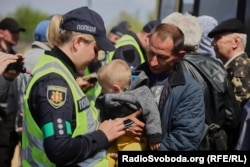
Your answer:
[61,6,115,51]
[0,18,26,32]
[142,20,161,33]
[208,18,246,38]
[117,21,131,30]
[110,24,128,37]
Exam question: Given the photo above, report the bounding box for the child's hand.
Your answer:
[150,143,160,150]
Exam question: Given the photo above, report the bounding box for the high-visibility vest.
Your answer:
[106,34,145,65]
[22,54,108,167]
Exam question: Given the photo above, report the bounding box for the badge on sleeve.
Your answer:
[47,85,67,109]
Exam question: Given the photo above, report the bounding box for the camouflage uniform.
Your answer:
[225,53,250,106]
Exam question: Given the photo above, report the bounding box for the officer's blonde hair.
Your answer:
[47,14,95,47]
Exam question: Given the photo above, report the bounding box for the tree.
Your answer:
[0,5,49,52]
[108,5,158,33]
[13,5,50,42]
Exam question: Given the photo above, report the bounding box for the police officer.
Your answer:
[209,18,250,107]
[94,20,161,104]
[106,20,160,70]
[22,7,126,167]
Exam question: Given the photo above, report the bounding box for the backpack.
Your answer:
[181,53,241,150]
[112,45,142,69]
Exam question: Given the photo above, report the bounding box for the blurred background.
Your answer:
[2,0,250,54]
[0,0,158,53]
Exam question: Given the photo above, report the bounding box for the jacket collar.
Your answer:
[45,47,78,78]
[168,62,186,87]
[137,62,186,87]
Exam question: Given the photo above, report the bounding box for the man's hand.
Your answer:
[0,52,19,75]
[124,109,145,142]
[109,110,145,161]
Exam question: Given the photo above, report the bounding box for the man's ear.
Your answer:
[233,36,240,49]
[177,50,186,61]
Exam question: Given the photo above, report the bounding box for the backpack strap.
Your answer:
[182,58,213,125]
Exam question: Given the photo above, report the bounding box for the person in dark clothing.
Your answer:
[209,18,250,108]
[22,7,127,167]
[108,21,129,45]
[136,23,205,151]
[0,52,21,75]
[162,12,241,150]
[106,20,160,69]
[0,17,25,167]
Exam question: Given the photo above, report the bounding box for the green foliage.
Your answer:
[0,4,158,52]
[108,6,157,33]
[12,5,50,42]
[0,5,50,52]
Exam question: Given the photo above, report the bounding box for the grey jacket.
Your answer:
[2,41,51,128]
[95,71,162,144]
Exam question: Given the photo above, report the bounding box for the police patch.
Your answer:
[47,85,67,109]
[78,96,90,112]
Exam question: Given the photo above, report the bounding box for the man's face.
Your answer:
[108,32,120,44]
[147,35,180,76]
[211,33,234,63]
[0,29,20,46]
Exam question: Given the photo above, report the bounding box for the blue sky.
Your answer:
[0,0,156,27]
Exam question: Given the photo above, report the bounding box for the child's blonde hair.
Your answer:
[97,59,131,91]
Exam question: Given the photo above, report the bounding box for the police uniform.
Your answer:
[22,47,109,167]
[22,6,118,166]
[106,20,160,70]
[107,31,146,69]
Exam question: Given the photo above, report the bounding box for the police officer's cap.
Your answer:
[61,6,115,51]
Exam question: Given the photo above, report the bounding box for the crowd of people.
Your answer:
[0,5,250,167]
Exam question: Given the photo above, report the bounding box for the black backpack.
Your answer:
[112,45,142,69]
[181,53,241,150]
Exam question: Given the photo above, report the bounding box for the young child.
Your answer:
[96,59,162,167]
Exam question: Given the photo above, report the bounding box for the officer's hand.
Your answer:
[98,118,125,142]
